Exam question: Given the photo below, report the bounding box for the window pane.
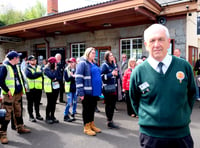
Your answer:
[120,38,142,60]
[71,43,86,58]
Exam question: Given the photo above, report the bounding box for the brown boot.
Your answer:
[0,131,8,144]
[17,125,31,134]
[83,123,96,136]
[90,121,101,133]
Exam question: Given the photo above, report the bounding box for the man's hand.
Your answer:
[8,90,12,99]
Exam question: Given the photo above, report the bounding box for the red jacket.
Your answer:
[122,68,132,91]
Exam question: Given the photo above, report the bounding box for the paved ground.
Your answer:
[1,93,200,148]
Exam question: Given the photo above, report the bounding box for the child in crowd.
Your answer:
[64,58,77,122]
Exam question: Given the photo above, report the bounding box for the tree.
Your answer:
[0,20,5,27]
[0,1,46,26]
[24,1,46,21]
[0,9,24,25]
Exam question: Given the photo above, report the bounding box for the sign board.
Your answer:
[0,36,22,43]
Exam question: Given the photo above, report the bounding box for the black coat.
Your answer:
[194,59,200,75]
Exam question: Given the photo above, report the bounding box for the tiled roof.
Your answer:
[60,0,116,13]
[59,0,193,13]
[155,0,193,6]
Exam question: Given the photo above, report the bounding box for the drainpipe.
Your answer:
[44,38,50,58]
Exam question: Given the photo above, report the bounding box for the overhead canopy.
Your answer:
[0,0,198,42]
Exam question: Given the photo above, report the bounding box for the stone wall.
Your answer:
[166,17,187,57]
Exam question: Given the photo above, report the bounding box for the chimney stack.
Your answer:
[47,0,58,15]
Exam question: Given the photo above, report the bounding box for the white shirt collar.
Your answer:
[147,54,172,74]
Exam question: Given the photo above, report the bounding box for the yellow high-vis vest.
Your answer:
[65,81,71,93]
[2,64,25,96]
[43,74,52,93]
[26,65,42,89]
[64,66,71,93]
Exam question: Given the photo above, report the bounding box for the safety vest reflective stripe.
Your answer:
[65,81,71,93]
[43,74,52,93]
[17,65,25,94]
[27,66,42,89]
[2,64,25,96]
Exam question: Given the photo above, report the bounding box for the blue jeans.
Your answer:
[64,92,77,116]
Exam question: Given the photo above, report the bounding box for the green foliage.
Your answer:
[0,9,24,25]
[0,20,6,27]
[0,1,46,26]
[24,1,46,21]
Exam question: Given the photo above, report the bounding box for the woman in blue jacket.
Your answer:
[75,47,102,136]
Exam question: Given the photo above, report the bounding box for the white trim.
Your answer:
[84,87,92,90]
[75,74,84,78]
[84,76,91,79]
[76,84,83,87]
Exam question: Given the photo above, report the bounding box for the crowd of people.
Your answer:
[0,48,144,144]
[0,23,197,148]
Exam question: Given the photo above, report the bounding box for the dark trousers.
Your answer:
[46,89,59,119]
[59,81,64,102]
[140,133,194,148]
[104,93,117,122]
[125,90,135,116]
[27,89,42,117]
[1,93,23,131]
[11,96,24,129]
[81,95,97,125]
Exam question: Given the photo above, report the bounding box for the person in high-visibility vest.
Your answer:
[0,51,30,144]
[25,55,43,122]
[63,57,77,122]
[43,57,62,124]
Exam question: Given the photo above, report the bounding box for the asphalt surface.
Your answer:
[1,93,200,148]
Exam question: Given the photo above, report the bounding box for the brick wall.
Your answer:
[47,0,58,15]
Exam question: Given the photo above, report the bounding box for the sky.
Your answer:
[0,0,110,14]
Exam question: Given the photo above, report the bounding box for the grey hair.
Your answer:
[55,53,61,58]
[144,24,170,42]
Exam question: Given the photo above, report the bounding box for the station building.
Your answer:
[0,0,199,66]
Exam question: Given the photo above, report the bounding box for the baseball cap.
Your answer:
[7,51,22,60]
[48,57,57,63]
[28,55,36,61]
[67,57,76,63]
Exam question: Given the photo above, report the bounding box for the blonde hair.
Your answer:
[128,58,136,68]
[83,47,95,60]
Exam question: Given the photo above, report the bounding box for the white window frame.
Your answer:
[120,38,143,60]
[71,43,85,58]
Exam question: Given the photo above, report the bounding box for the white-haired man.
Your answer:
[129,24,196,148]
